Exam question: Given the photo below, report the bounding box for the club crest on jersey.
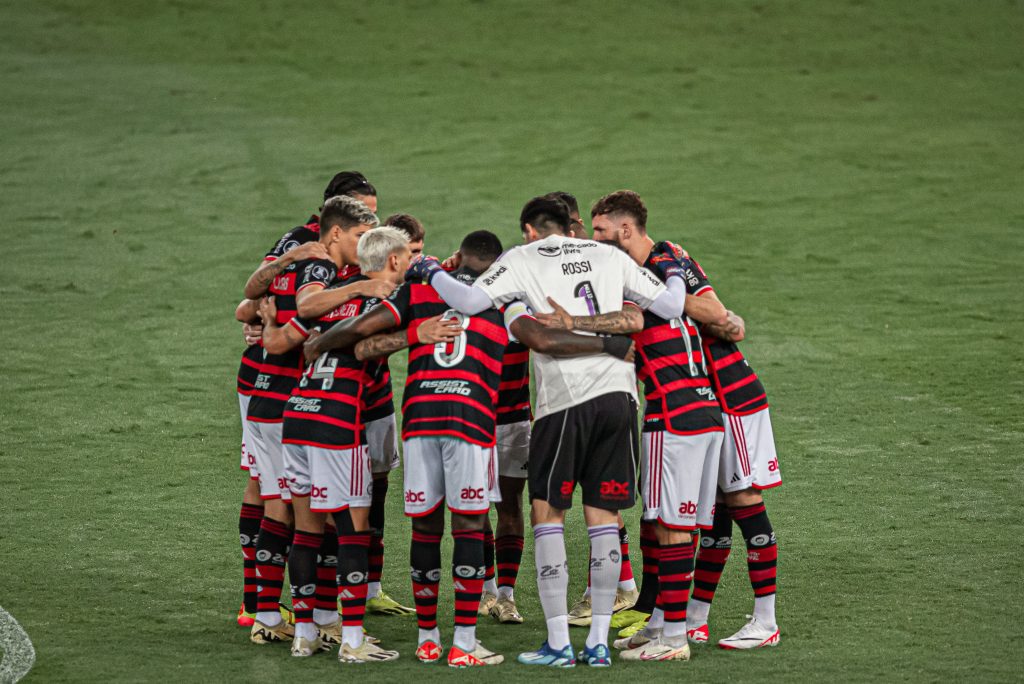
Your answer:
[281,239,300,253]
[307,263,331,283]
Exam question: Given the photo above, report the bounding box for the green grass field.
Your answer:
[2,0,1023,681]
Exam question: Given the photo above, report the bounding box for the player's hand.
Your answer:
[242,323,263,346]
[535,297,574,330]
[284,241,330,263]
[359,279,397,300]
[441,251,461,272]
[653,240,687,261]
[724,310,745,341]
[648,251,689,282]
[415,314,464,345]
[405,254,443,283]
[303,329,323,361]
[258,296,278,324]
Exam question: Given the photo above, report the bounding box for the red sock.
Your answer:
[410,531,442,630]
[315,522,339,614]
[239,503,263,614]
[255,517,291,614]
[634,520,659,613]
[289,530,323,625]
[618,525,634,584]
[483,529,496,584]
[693,505,732,605]
[658,542,694,628]
[495,535,524,591]
[452,529,484,628]
[730,502,778,598]
[337,532,371,627]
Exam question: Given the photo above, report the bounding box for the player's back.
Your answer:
[478,235,665,419]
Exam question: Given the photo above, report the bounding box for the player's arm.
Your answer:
[407,255,520,315]
[296,278,396,319]
[236,298,260,323]
[511,316,634,361]
[303,305,398,360]
[258,297,308,354]
[353,314,463,361]
[703,309,745,342]
[243,241,329,299]
[534,297,644,335]
[683,290,728,327]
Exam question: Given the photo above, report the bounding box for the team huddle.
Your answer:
[233,171,783,667]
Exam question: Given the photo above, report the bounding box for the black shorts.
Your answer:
[528,392,639,511]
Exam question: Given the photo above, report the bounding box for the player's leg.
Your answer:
[717,410,781,650]
[283,443,328,656]
[237,394,263,626]
[364,415,414,616]
[517,407,577,668]
[332,445,399,663]
[313,518,341,646]
[478,516,498,615]
[403,438,446,662]
[491,475,526,623]
[248,421,295,644]
[442,439,503,667]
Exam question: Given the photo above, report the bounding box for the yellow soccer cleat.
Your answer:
[364,588,415,616]
[250,618,295,644]
[478,591,498,616]
[617,616,650,639]
[290,634,328,657]
[489,595,524,624]
[610,608,650,629]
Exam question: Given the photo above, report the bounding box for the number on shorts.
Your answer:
[573,281,601,316]
[433,309,470,368]
[302,353,338,390]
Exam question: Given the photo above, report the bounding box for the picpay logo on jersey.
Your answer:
[482,265,507,286]
[561,260,592,275]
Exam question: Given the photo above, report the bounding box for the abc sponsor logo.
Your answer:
[677,501,697,516]
[405,490,426,503]
[599,480,629,499]
[560,481,574,497]
[311,485,329,499]
[768,458,779,473]
[460,487,484,501]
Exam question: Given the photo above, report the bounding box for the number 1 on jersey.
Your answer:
[574,281,602,316]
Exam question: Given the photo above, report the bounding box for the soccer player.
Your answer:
[405,197,692,667]
[245,193,378,645]
[235,172,376,634]
[383,213,425,256]
[578,190,728,661]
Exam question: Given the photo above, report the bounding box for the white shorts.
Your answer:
[719,409,782,493]
[366,414,400,475]
[496,421,530,479]
[641,430,723,531]
[402,438,501,517]
[238,393,257,473]
[283,443,372,513]
[248,420,291,502]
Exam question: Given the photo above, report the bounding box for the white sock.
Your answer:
[586,614,611,649]
[545,616,571,651]
[294,622,317,640]
[646,607,665,632]
[367,581,382,598]
[342,625,363,648]
[418,627,441,646]
[498,586,514,600]
[534,524,569,648]
[754,594,777,628]
[313,608,338,625]
[586,524,620,648]
[255,611,281,627]
[663,618,686,639]
[483,579,499,596]
[618,578,637,592]
[453,625,476,651]
[687,598,710,625]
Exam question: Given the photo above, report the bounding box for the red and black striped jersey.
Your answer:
[687,255,769,416]
[282,274,382,449]
[633,250,723,435]
[363,361,395,423]
[497,340,531,425]
[246,220,320,422]
[382,271,508,446]
[237,343,262,396]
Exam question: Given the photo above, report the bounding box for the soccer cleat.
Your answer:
[687,622,709,644]
[415,640,443,663]
[249,618,295,644]
[338,640,400,663]
[447,641,504,667]
[279,603,295,624]
[290,634,328,657]
[317,620,341,647]
[489,595,524,624]
[613,627,659,651]
[612,587,640,613]
[717,616,781,650]
[517,641,576,667]
[610,608,649,629]
[237,604,255,627]
[365,588,416,616]
[617,617,650,639]
[619,636,690,662]
[478,591,498,616]
[578,643,612,667]
[567,594,592,627]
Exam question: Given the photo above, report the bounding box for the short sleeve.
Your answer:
[685,256,714,296]
[297,259,337,292]
[380,282,412,328]
[265,228,303,261]
[618,249,666,308]
[474,250,528,307]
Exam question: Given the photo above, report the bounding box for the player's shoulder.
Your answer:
[297,257,336,283]
[269,217,319,255]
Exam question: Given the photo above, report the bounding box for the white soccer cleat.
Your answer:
[619,635,690,662]
[717,616,780,650]
[338,640,400,663]
[290,634,328,657]
[612,626,659,651]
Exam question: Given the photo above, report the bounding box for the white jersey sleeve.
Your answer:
[475,249,529,307]
[617,248,667,308]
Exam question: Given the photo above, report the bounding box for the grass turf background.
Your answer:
[1,0,1023,681]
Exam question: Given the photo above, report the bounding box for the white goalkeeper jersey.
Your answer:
[475,235,666,419]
